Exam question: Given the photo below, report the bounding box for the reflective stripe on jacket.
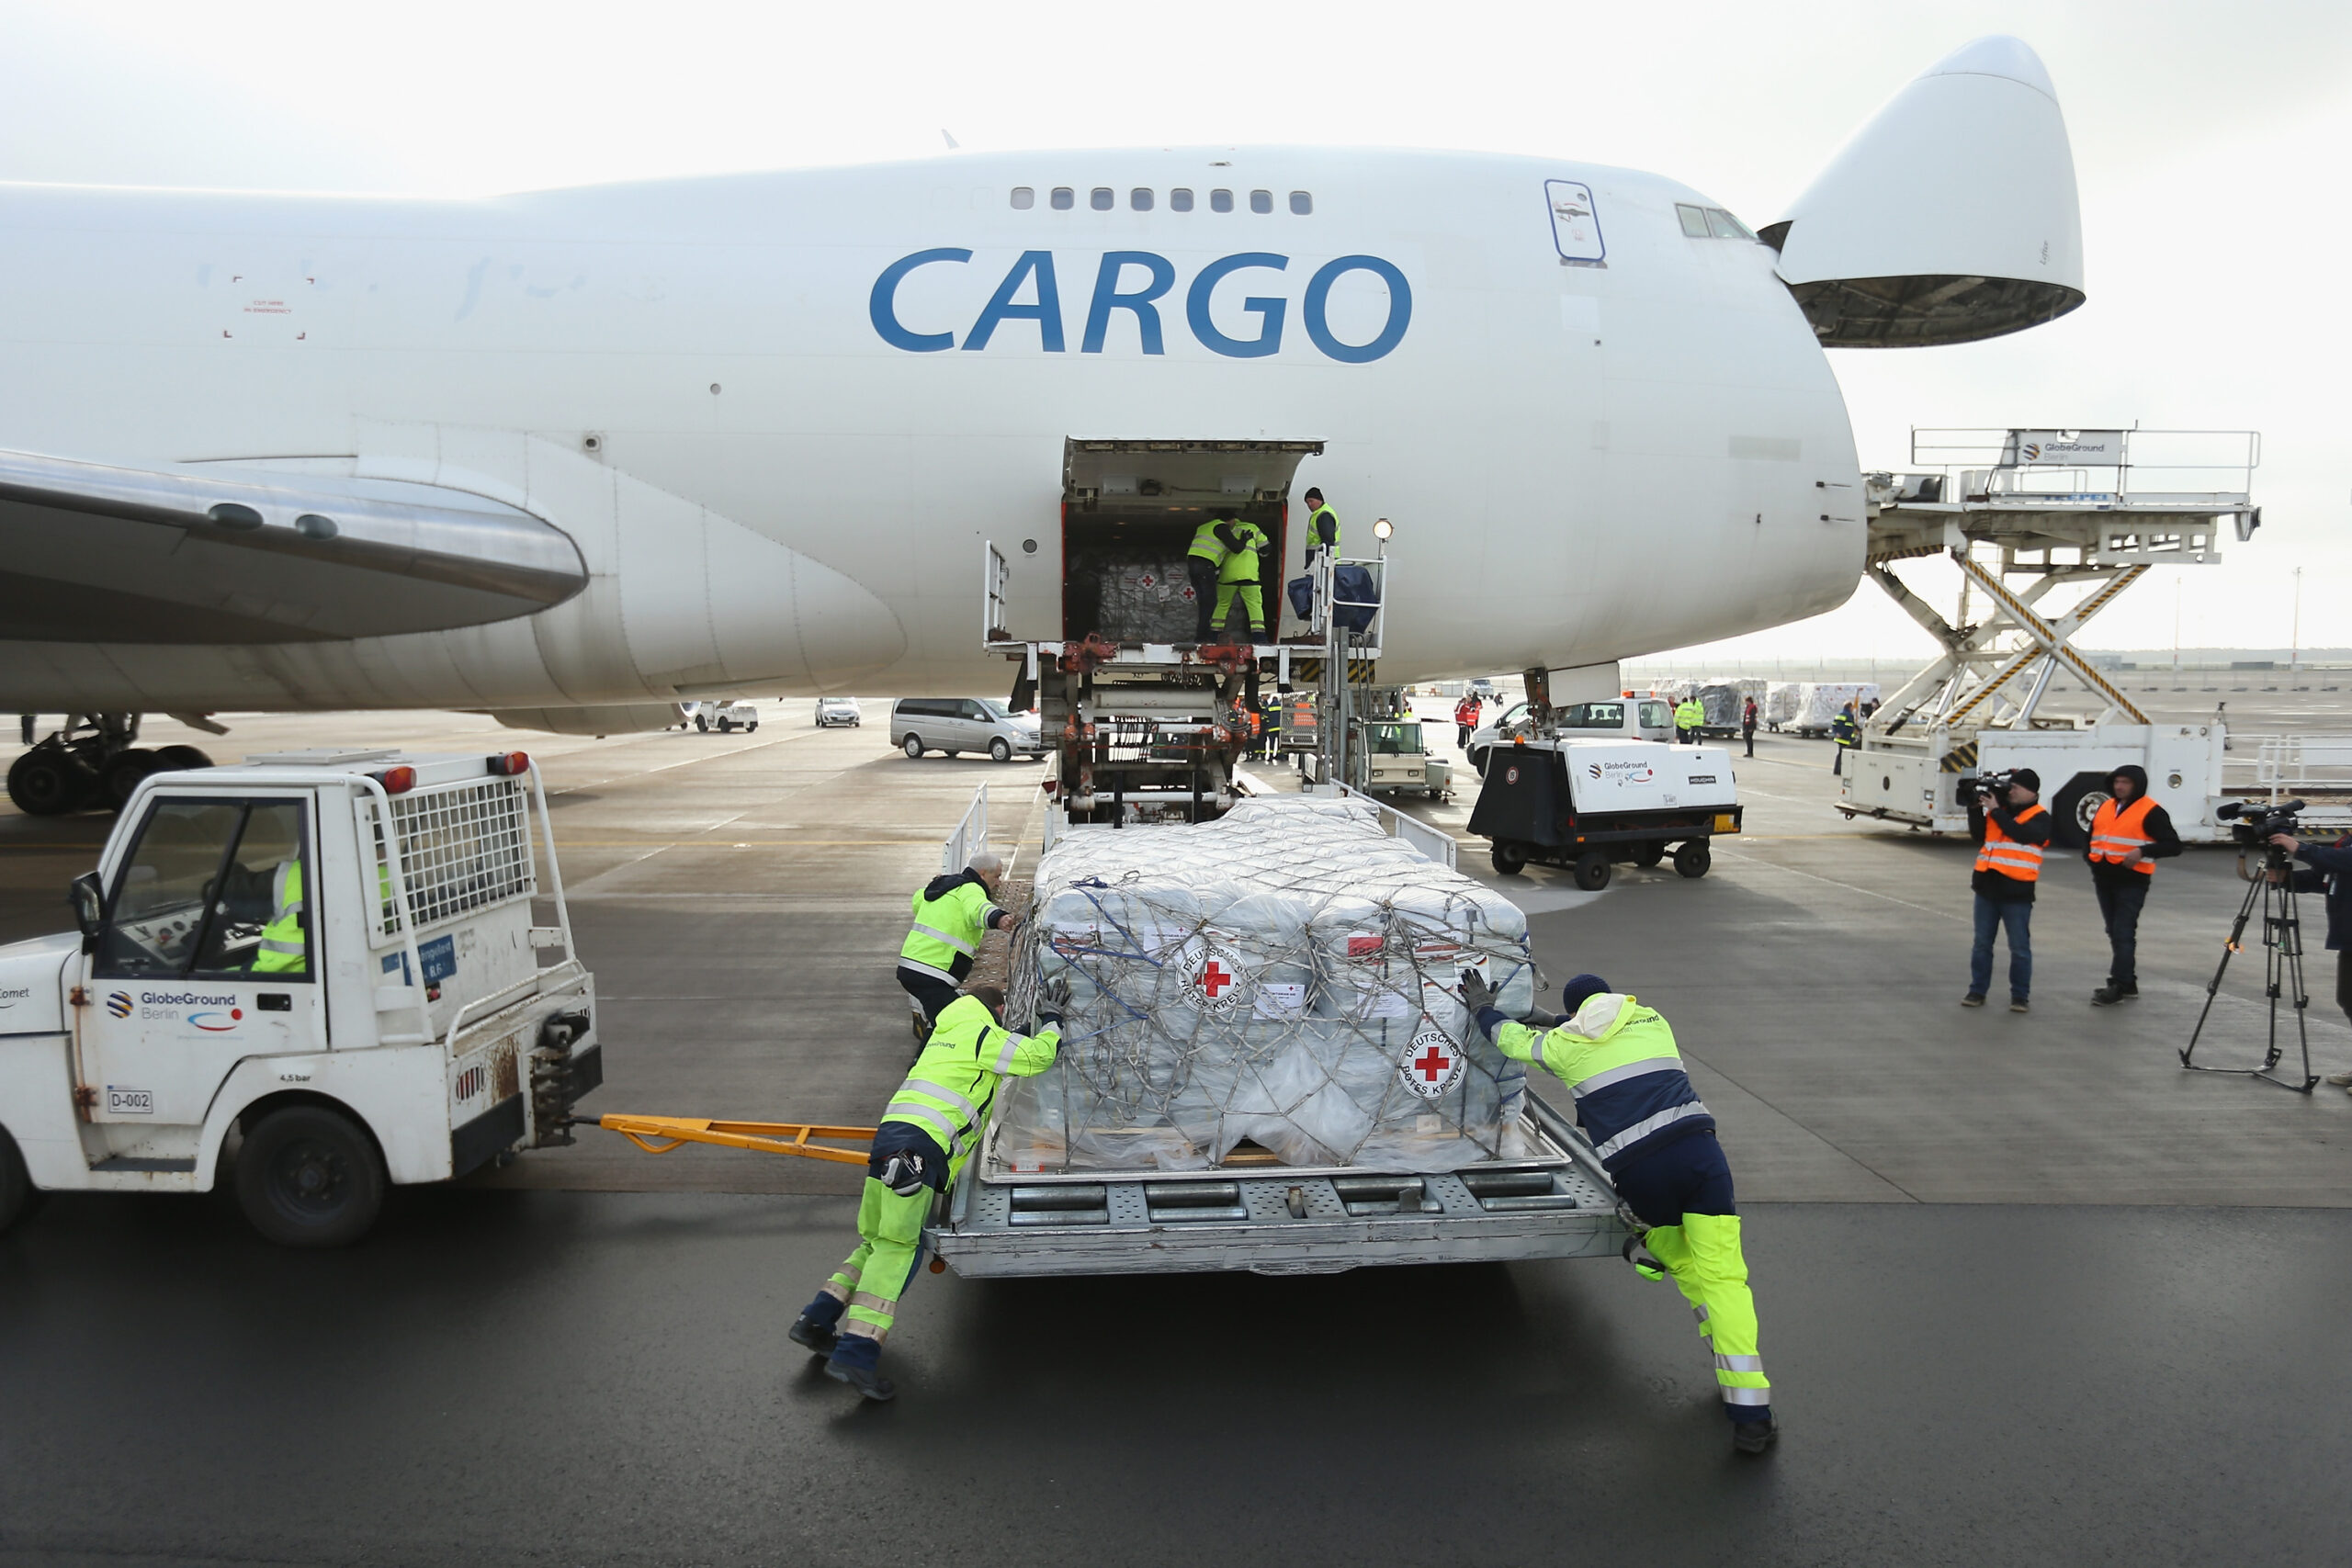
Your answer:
[1218,521,1268,582]
[1975,803,2048,882]
[899,872,1005,984]
[253,859,306,973]
[2089,795,2158,874]
[881,994,1059,1182]
[1187,519,1230,566]
[1488,993,1713,1170]
[1832,714,1860,746]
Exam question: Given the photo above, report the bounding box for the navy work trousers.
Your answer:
[2094,873,2151,987]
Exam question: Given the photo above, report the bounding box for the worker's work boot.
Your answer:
[2090,982,2137,1006]
[2009,997,2030,1013]
[1731,1414,1779,1455]
[1960,994,1986,1008]
[825,1336,897,1402]
[787,1314,839,1357]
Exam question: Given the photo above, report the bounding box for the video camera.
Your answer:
[2215,797,2306,852]
[1956,771,2021,803]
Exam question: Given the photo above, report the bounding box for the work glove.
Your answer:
[1457,969,1498,1016]
[1521,1008,1562,1030]
[1035,976,1072,1028]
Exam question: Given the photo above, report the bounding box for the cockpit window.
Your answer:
[1705,207,1753,240]
[1676,203,1711,237]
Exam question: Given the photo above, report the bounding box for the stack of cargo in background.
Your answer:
[1786,682,1881,736]
[1001,797,1542,1174]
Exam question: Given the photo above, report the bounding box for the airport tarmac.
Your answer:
[3,702,2347,1565]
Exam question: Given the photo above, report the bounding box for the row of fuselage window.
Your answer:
[1011,186,1312,215]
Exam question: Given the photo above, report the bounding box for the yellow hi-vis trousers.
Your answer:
[821,1178,932,1345]
[1644,1212,1771,1412]
[1211,581,1265,636]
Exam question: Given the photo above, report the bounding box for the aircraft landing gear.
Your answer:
[6,715,212,816]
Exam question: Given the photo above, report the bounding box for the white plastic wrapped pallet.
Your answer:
[998,796,1543,1174]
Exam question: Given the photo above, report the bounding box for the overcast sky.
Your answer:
[2,0,2345,660]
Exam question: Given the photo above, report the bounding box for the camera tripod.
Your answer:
[2181,847,2321,1094]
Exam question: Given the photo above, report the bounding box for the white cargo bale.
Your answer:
[1000,797,1541,1173]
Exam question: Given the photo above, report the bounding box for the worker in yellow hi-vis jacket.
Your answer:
[788,980,1065,1400]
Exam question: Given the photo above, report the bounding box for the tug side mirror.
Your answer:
[69,871,104,949]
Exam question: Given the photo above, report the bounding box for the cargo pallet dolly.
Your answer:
[1834,426,2293,849]
[571,1088,1631,1280]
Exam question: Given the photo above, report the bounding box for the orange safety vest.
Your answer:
[2088,795,2158,874]
[1974,803,2047,882]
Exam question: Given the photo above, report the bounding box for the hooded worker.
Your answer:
[1459,968,1777,1454]
[2083,763,2181,1005]
[897,853,1020,1043]
[789,979,1067,1400]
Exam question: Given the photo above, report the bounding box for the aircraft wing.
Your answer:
[0,449,586,644]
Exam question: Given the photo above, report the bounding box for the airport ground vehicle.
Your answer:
[1830,429,2343,842]
[892,697,1046,762]
[0,749,600,1247]
[1362,717,1452,800]
[814,696,862,728]
[1469,739,1742,888]
[1467,696,1675,778]
[693,701,760,733]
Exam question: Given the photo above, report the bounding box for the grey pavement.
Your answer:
[4,704,2351,1565]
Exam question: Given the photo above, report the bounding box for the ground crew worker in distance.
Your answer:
[1674,695,1704,746]
[1211,516,1272,642]
[789,980,1067,1400]
[1830,701,1860,773]
[898,852,1020,1040]
[1301,487,1340,567]
[2085,764,2180,1006]
[1460,968,1778,1454]
[1454,692,1482,750]
[1187,514,1244,642]
[1963,768,2048,1012]
[1741,696,1758,759]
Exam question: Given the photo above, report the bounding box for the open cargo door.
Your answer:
[1060,438,1323,642]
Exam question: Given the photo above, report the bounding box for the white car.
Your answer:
[814,696,863,728]
[693,701,760,733]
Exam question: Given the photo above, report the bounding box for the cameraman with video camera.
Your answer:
[2265,826,2352,1092]
[1962,769,2051,1011]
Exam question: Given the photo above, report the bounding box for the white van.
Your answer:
[891,697,1046,762]
[1466,696,1675,777]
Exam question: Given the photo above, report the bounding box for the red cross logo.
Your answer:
[1182,939,1246,1016]
[1200,960,1233,998]
[1399,1029,1464,1099]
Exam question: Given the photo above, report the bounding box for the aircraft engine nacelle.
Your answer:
[1762,36,2085,347]
[487,704,688,736]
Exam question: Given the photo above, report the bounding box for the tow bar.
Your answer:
[569,1114,876,1165]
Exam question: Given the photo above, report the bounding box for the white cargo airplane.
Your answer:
[0,35,2081,812]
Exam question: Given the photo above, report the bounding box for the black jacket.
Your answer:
[2290,838,2352,952]
[1968,795,2054,903]
[2083,767,2183,886]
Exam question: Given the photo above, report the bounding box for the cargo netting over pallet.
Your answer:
[1001,797,1543,1174]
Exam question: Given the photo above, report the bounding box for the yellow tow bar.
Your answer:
[578,1113,877,1166]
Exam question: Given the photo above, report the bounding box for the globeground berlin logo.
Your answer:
[107,990,132,1018]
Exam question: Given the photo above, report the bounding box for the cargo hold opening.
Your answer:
[1060,438,1322,642]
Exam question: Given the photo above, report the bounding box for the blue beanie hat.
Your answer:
[1561,974,1611,1013]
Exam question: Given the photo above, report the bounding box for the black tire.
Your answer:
[1573,852,1612,892]
[0,1124,40,1235]
[6,747,87,816]
[903,735,924,759]
[747,722,758,733]
[153,744,213,772]
[695,715,708,732]
[989,738,1012,763]
[1490,840,1528,876]
[1469,747,1490,779]
[234,1105,385,1248]
[1673,841,1712,879]
[99,747,160,811]
[1632,840,1665,868]
[718,718,733,733]
[2048,772,2110,852]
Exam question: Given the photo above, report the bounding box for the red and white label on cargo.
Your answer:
[1179,935,1250,1019]
[1398,1028,1465,1100]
